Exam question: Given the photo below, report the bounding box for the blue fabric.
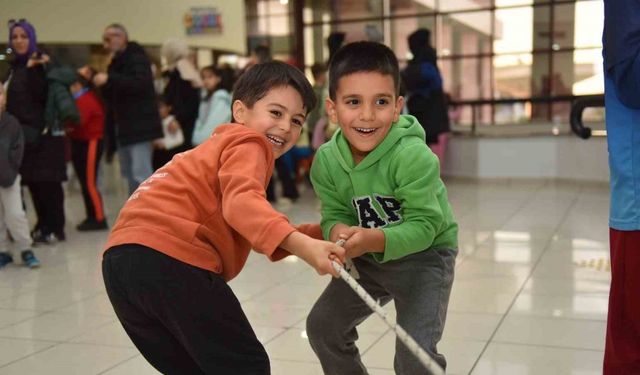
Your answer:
[414,62,443,98]
[603,0,640,71]
[118,141,154,195]
[605,73,640,230]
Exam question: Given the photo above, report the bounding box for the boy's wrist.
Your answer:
[363,228,385,253]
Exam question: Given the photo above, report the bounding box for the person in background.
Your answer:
[402,28,451,167]
[306,62,327,145]
[152,95,184,170]
[161,38,201,151]
[0,82,40,268]
[94,23,162,195]
[602,1,640,373]
[191,65,233,146]
[5,19,70,244]
[68,67,108,231]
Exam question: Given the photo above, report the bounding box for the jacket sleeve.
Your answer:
[218,139,297,259]
[106,53,153,95]
[377,143,446,262]
[55,84,80,124]
[310,148,358,240]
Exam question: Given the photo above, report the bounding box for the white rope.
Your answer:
[332,240,445,375]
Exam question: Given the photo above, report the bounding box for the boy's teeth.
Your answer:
[266,135,285,146]
[355,128,375,133]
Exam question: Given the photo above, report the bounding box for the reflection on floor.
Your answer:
[0,179,610,374]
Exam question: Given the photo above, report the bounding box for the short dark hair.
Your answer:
[232,61,316,121]
[328,41,400,100]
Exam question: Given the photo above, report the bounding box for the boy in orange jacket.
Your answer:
[102,61,345,374]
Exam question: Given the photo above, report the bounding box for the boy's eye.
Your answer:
[292,118,303,127]
[270,110,282,117]
[376,98,389,105]
[346,99,359,106]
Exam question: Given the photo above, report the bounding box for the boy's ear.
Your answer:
[325,97,338,124]
[394,96,405,123]
[232,100,247,124]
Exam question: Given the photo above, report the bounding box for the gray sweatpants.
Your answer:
[306,247,457,375]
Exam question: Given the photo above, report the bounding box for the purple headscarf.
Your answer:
[8,20,38,65]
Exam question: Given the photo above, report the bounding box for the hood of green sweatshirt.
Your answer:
[329,114,425,172]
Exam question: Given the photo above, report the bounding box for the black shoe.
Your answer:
[76,219,108,232]
[32,231,60,244]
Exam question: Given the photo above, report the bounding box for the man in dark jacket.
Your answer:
[94,23,162,194]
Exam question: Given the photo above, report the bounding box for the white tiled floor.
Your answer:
[0,177,611,374]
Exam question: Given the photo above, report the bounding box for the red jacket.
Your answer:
[68,90,104,140]
[104,124,321,281]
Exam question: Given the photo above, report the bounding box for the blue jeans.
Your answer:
[118,142,154,195]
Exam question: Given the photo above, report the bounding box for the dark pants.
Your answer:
[71,139,105,222]
[266,157,298,202]
[102,244,270,375]
[26,180,65,236]
[604,228,640,374]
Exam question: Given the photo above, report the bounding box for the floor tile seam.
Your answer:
[466,188,582,374]
[481,338,605,353]
[359,327,391,357]
[0,341,61,369]
[95,353,141,375]
[0,310,50,330]
[61,317,120,344]
[454,181,549,269]
[502,311,607,323]
[489,338,605,352]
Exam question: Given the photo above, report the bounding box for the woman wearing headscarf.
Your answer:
[4,20,69,243]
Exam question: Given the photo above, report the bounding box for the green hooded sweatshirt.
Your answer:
[310,114,458,263]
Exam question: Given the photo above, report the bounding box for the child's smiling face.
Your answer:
[326,71,404,163]
[232,85,306,158]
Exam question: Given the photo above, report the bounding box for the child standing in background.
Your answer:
[191,65,233,146]
[0,83,40,268]
[152,96,184,170]
[68,67,108,231]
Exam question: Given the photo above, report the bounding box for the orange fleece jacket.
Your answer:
[104,124,321,281]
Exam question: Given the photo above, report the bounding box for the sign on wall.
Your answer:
[184,7,222,35]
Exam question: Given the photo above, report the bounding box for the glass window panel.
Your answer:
[554,49,604,96]
[333,0,383,21]
[390,17,436,62]
[494,53,534,98]
[268,15,291,36]
[439,0,491,12]
[494,7,534,53]
[439,11,492,56]
[266,0,291,15]
[333,21,385,44]
[529,52,552,120]
[304,24,331,64]
[552,3,577,50]
[441,57,491,101]
[532,5,552,51]
[303,0,331,23]
[574,1,604,48]
[391,0,436,16]
[496,0,533,6]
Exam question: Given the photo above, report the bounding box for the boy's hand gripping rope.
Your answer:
[332,239,445,375]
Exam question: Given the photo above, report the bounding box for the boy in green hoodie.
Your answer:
[306,41,458,375]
